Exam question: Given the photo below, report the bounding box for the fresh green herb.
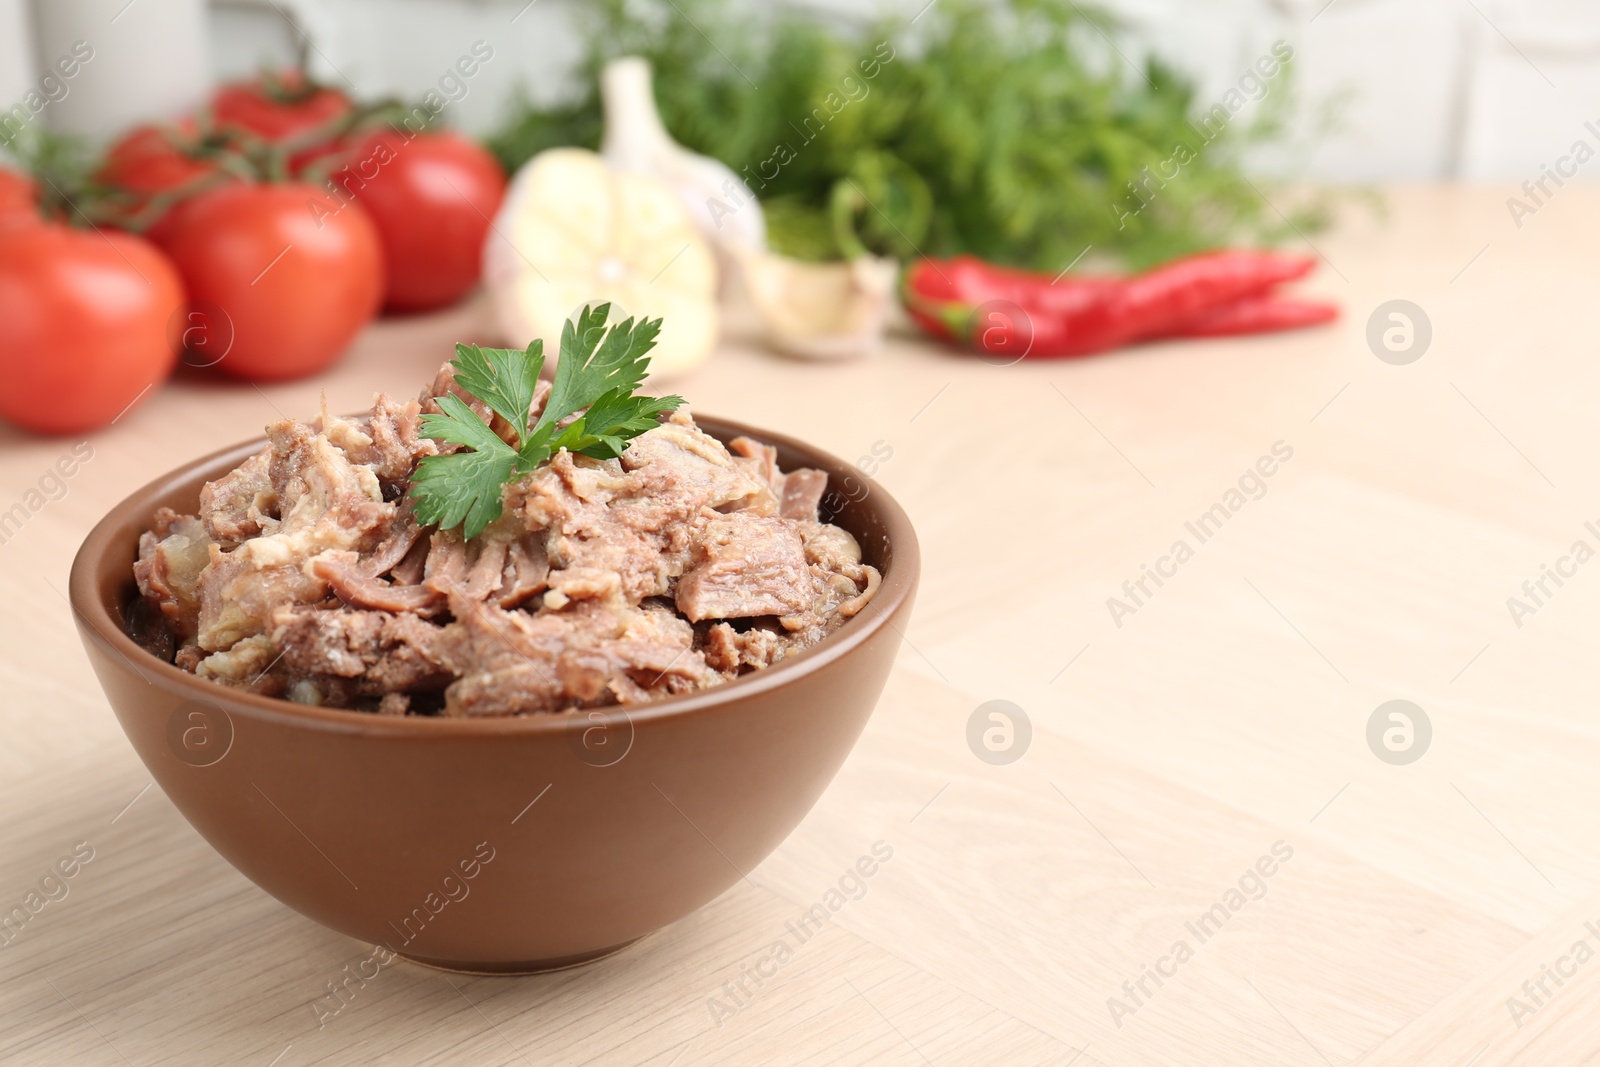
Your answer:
[488,0,1332,271]
[409,303,684,538]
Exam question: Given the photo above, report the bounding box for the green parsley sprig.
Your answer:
[409,303,685,538]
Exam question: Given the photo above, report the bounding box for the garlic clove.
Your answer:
[732,245,898,361]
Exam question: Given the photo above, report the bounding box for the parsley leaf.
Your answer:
[544,303,663,427]
[410,394,520,539]
[448,341,544,443]
[550,388,686,460]
[408,303,684,539]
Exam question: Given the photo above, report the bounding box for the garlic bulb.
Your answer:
[600,57,766,259]
[483,148,718,379]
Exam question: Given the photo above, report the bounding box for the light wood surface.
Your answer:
[4,184,1599,1065]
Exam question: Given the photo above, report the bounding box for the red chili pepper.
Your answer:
[901,250,1335,359]
[1168,295,1339,338]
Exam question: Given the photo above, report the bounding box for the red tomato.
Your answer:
[0,223,183,433]
[99,123,213,192]
[326,130,506,312]
[213,73,352,148]
[0,170,39,227]
[152,183,383,381]
[97,123,227,239]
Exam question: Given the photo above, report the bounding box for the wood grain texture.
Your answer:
[2,185,1598,1064]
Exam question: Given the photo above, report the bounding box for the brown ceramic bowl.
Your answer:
[68,417,916,974]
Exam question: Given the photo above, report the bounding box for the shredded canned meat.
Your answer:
[130,367,879,716]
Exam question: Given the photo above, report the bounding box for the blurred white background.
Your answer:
[1,0,1595,181]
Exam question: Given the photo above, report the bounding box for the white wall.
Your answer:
[0,0,35,109]
[8,0,1600,181]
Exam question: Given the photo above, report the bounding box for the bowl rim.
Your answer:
[67,413,919,738]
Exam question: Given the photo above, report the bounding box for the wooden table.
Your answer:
[3,185,1597,1065]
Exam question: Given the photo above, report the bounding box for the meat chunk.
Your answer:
[621,417,776,516]
[779,469,827,521]
[322,393,438,488]
[729,436,781,491]
[265,420,386,525]
[798,521,864,575]
[196,549,328,652]
[389,533,430,586]
[420,528,513,603]
[311,551,443,616]
[701,622,789,675]
[778,520,880,641]
[194,422,395,650]
[194,634,278,688]
[494,535,549,607]
[728,435,826,520]
[675,515,815,622]
[438,597,717,717]
[133,508,213,643]
[271,607,452,695]
[199,448,275,544]
[510,452,693,602]
[361,504,424,578]
[510,419,780,606]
